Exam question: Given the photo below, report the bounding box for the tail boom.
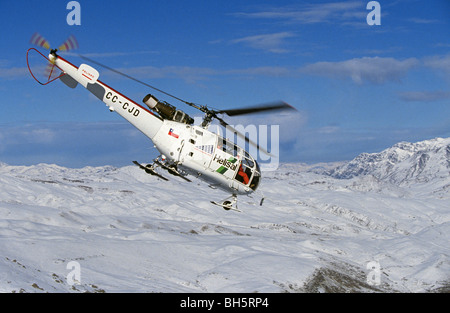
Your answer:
[51,54,163,140]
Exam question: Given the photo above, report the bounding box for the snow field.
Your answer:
[0,143,448,292]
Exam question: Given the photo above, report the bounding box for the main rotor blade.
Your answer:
[216,117,275,157]
[78,54,197,107]
[217,101,295,117]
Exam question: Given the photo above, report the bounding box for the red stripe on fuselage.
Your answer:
[56,55,156,117]
[82,73,92,80]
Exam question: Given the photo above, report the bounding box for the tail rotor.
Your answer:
[30,32,51,50]
[27,33,79,85]
[57,35,79,52]
[30,32,79,54]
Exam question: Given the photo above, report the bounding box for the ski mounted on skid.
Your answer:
[133,159,192,182]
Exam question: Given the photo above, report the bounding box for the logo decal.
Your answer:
[213,155,237,174]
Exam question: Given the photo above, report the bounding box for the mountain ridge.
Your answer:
[326,137,450,185]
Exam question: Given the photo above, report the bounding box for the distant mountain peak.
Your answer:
[328,137,450,185]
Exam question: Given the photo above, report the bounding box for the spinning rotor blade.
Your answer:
[217,101,295,117]
[28,33,78,85]
[30,32,50,50]
[30,32,79,52]
[44,62,60,81]
[212,101,295,156]
[215,116,275,157]
[58,35,79,51]
[78,54,194,106]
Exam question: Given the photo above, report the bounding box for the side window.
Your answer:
[219,138,239,157]
[173,110,184,122]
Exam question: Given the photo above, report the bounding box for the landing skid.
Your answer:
[211,194,241,212]
[153,159,192,182]
[133,161,169,181]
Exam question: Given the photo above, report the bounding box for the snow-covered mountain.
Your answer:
[328,137,450,182]
[327,138,450,198]
[0,138,449,293]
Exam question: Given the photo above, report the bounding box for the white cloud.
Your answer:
[230,32,296,53]
[300,56,419,84]
[96,56,420,85]
[423,54,450,75]
[66,50,159,58]
[103,65,218,83]
[407,18,440,24]
[234,1,365,25]
[227,66,292,77]
[0,66,29,79]
[398,90,450,102]
[318,126,340,134]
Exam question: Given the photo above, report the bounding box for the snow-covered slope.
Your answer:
[0,141,449,293]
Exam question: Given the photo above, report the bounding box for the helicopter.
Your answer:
[27,34,296,211]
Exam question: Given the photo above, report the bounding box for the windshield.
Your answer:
[249,160,261,191]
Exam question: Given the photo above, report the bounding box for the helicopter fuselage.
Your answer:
[50,53,261,195]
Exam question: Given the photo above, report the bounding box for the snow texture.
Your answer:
[0,137,449,293]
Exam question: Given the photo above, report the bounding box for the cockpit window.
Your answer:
[218,138,239,157]
[249,160,261,191]
[234,152,260,190]
[236,161,252,185]
[242,156,254,168]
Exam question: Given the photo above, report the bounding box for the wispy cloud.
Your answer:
[234,1,365,25]
[300,56,419,84]
[0,66,29,80]
[3,52,445,88]
[230,32,296,53]
[398,90,450,102]
[105,65,218,84]
[227,66,292,77]
[423,54,450,75]
[65,50,159,58]
[407,18,441,24]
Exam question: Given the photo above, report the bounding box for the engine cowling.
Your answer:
[143,94,194,125]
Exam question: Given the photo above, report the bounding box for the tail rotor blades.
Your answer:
[28,33,78,85]
[30,32,79,52]
[44,62,61,81]
[30,32,51,50]
[58,35,79,51]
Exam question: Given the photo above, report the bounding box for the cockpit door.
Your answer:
[233,150,261,191]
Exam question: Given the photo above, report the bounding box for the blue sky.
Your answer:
[0,0,449,167]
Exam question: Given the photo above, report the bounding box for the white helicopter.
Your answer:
[27,34,295,211]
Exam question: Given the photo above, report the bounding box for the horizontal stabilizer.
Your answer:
[60,74,78,89]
